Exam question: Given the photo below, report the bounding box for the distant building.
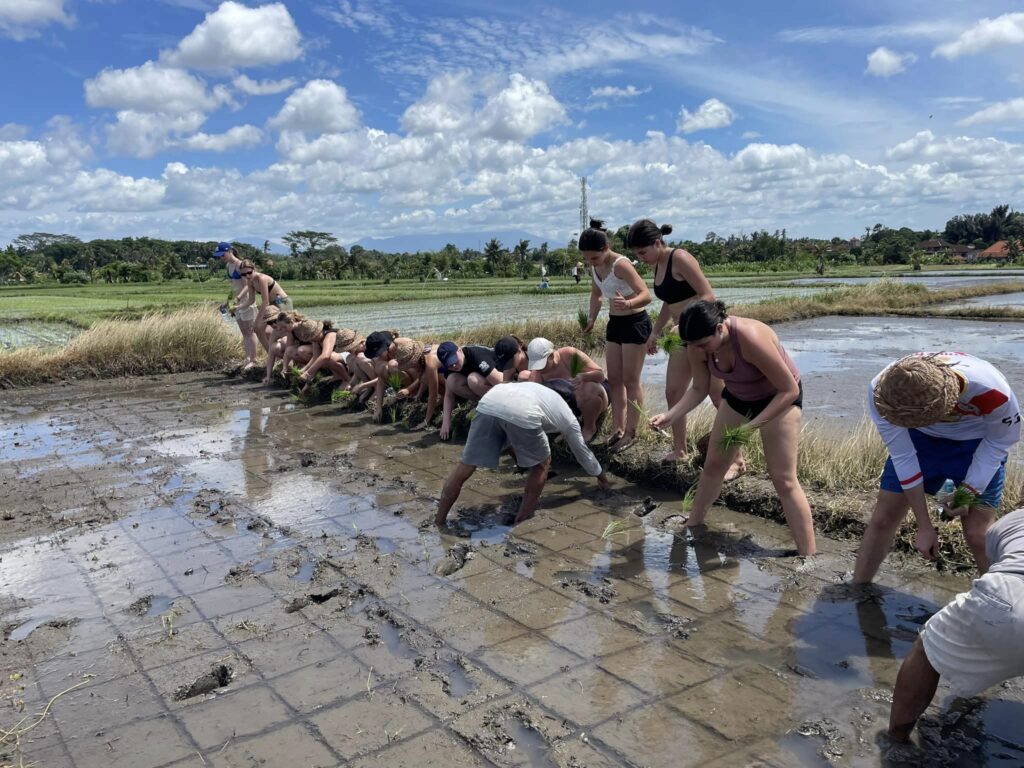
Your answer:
[978,240,1014,261]
[950,243,975,262]
[916,238,952,255]
[186,263,209,270]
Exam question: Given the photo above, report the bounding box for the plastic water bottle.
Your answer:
[936,478,956,521]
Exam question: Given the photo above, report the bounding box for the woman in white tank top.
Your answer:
[581,219,652,451]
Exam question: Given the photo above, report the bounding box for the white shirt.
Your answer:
[869,353,1021,494]
[476,382,603,476]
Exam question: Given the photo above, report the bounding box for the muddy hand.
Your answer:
[914,526,939,560]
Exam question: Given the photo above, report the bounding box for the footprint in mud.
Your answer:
[558,574,617,604]
[173,664,233,700]
[435,543,475,576]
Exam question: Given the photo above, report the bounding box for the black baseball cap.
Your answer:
[493,335,522,371]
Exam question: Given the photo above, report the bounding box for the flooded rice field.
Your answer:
[0,321,79,350]
[2,373,1022,767]
[788,271,1024,289]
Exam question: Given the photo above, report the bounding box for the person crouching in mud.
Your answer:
[436,381,610,526]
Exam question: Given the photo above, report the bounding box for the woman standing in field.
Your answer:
[214,242,258,370]
[581,219,652,451]
[236,260,292,351]
[650,300,816,556]
[629,219,738,472]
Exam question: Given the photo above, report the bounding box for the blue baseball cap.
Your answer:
[214,241,232,256]
[437,341,459,372]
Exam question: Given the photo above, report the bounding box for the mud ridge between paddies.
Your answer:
[4,280,1024,389]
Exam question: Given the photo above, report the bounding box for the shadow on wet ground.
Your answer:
[1,372,1022,767]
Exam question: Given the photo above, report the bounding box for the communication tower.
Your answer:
[579,176,589,234]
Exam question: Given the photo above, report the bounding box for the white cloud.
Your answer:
[232,75,296,96]
[590,85,649,99]
[320,0,394,35]
[779,21,960,45]
[476,74,567,142]
[268,80,361,134]
[179,125,263,152]
[163,1,302,70]
[958,98,1024,127]
[741,130,761,140]
[0,123,30,140]
[85,61,230,114]
[0,0,71,40]
[934,13,1024,60]
[865,47,916,77]
[400,72,474,135]
[105,110,207,158]
[677,98,735,134]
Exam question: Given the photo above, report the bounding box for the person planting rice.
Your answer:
[293,320,353,388]
[343,333,376,391]
[519,337,609,443]
[214,242,259,370]
[437,341,502,440]
[650,300,816,556]
[236,260,292,351]
[260,306,288,384]
[580,219,652,452]
[494,334,528,382]
[888,507,1024,742]
[854,353,1021,583]
[629,219,740,475]
[436,381,610,526]
[362,332,445,425]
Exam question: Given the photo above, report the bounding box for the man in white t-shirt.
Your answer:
[436,382,609,525]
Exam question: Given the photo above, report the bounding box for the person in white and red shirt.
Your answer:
[854,352,1020,583]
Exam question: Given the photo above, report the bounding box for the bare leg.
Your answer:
[761,407,816,556]
[437,462,477,524]
[709,377,745,479]
[604,341,626,434]
[575,382,609,442]
[853,490,910,584]
[515,458,551,523]
[621,342,647,438]
[466,372,494,398]
[686,401,747,527]
[962,504,995,574]
[237,319,258,365]
[889,637,940,742]
[664,346,692,461]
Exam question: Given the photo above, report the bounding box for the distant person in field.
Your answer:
[236,260,291,350]
[519,337,609,443]
[572,261,583,285]
[888,507,1024,742]
[580,219,652,451]
[437,341,502,440]
[854,353,1021,583]
[650,300,816,556]
[629,218,739,473]
[436,382,610,526]
[214,242,258,370]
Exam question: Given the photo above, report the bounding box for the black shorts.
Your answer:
[723,380,803,420]
[543,378,611,416]
[606,311,651,345]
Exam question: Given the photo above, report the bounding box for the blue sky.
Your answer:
[2,0,1023,247]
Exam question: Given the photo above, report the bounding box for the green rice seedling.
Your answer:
[331,387,355,405]
[680,485,697,513]
[576,308,590,332]
[720,425,754,450]
[386,372,403,392]
[288,364,304,381]
[951,486,978,510]
[569,351,585,378]
[601,519,632,540]
[659,332,684,356]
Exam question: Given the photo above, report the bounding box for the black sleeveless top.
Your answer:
[653,249,697,303]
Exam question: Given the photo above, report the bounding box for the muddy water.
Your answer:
[788,271,1024,288]
[1,374,1022,767]
[0,321,79,350]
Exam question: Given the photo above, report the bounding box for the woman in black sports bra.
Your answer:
[628,219,742,475]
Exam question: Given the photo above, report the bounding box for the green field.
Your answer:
[0,264,1020,327]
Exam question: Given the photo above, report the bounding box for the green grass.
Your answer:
[720,425,754,450]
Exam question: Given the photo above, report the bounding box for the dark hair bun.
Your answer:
[714,300,727,316]
[659,224,673,236]
[588,218,606,231]
[322,320,335,332]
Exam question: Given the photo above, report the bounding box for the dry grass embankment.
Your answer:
[0,308,241,388]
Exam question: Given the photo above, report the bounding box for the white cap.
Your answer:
[527,337,555,370]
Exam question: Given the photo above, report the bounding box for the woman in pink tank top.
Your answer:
[650,300,816,556]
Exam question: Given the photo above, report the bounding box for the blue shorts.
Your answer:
[879,429,1006,508]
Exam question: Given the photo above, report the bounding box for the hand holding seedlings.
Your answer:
[720,425,755,450]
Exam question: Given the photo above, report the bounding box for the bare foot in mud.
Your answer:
[723,457,747,482]
[660,448,688,464]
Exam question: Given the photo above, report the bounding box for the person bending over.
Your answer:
[494,334,528,383]
[650,300,816,556]
[889,508,1024,741]
[854,353,1020,583]
[294,320,352,389]
[436,381,610,525]
[438,341,502,440]
[236,260,292,351]
[519,337,609,443]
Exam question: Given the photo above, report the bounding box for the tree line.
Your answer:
[1,204,1020,285]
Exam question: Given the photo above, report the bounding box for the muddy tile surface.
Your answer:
[1,372,1022,767]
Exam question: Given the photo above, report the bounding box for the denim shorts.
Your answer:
[879,429,1006,507]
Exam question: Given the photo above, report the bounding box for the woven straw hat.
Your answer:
[333,327,358,352]
[394,338,424,368]
[873,355,961,427]
[293,319,324,344]
[263,306,283,324]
